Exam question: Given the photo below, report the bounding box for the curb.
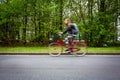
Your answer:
[0,52,120,55]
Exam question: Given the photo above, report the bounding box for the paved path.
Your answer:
[0,55,120,80]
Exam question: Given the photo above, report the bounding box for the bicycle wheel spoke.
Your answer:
[72,42,87,56]
[48,43,62,56]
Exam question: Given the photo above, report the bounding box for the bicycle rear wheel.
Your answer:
[48,43,62,56]
[72,42,87,56]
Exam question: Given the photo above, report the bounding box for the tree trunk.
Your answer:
[98,0,106,46]
[59,0,63,31]
[22,0,28,43]
[88,0,93,46]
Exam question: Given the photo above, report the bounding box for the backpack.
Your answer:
[72,23,79,34]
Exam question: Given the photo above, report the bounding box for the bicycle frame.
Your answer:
[48,35,88,56]
[57,38,66,46]
[56,37,82,53]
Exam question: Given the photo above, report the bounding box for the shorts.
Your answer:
[74,34,79,40]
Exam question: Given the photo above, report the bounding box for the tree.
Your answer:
[0,0,119,46]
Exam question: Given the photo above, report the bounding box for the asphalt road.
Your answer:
[0,55,120,80]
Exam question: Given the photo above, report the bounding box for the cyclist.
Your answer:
[60,18,79,53]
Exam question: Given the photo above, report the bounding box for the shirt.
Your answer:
[63,24,78,34]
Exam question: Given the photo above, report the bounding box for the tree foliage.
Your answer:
[0,0,120,46]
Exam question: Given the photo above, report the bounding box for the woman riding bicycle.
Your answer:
[60,18,79,53]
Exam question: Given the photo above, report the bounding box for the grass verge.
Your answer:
[88,47,120,53]
[0,47,120,54]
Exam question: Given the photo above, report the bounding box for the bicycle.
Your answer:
[48,34,88,56]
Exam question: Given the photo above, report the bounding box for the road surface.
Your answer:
[0,55,120,80]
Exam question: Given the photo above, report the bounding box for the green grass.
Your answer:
[0,47,120,53]
[88,47,120,53]
[0,47,48,53]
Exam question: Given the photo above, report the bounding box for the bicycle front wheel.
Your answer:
[48,43,62,56]
[72,42,87,56]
